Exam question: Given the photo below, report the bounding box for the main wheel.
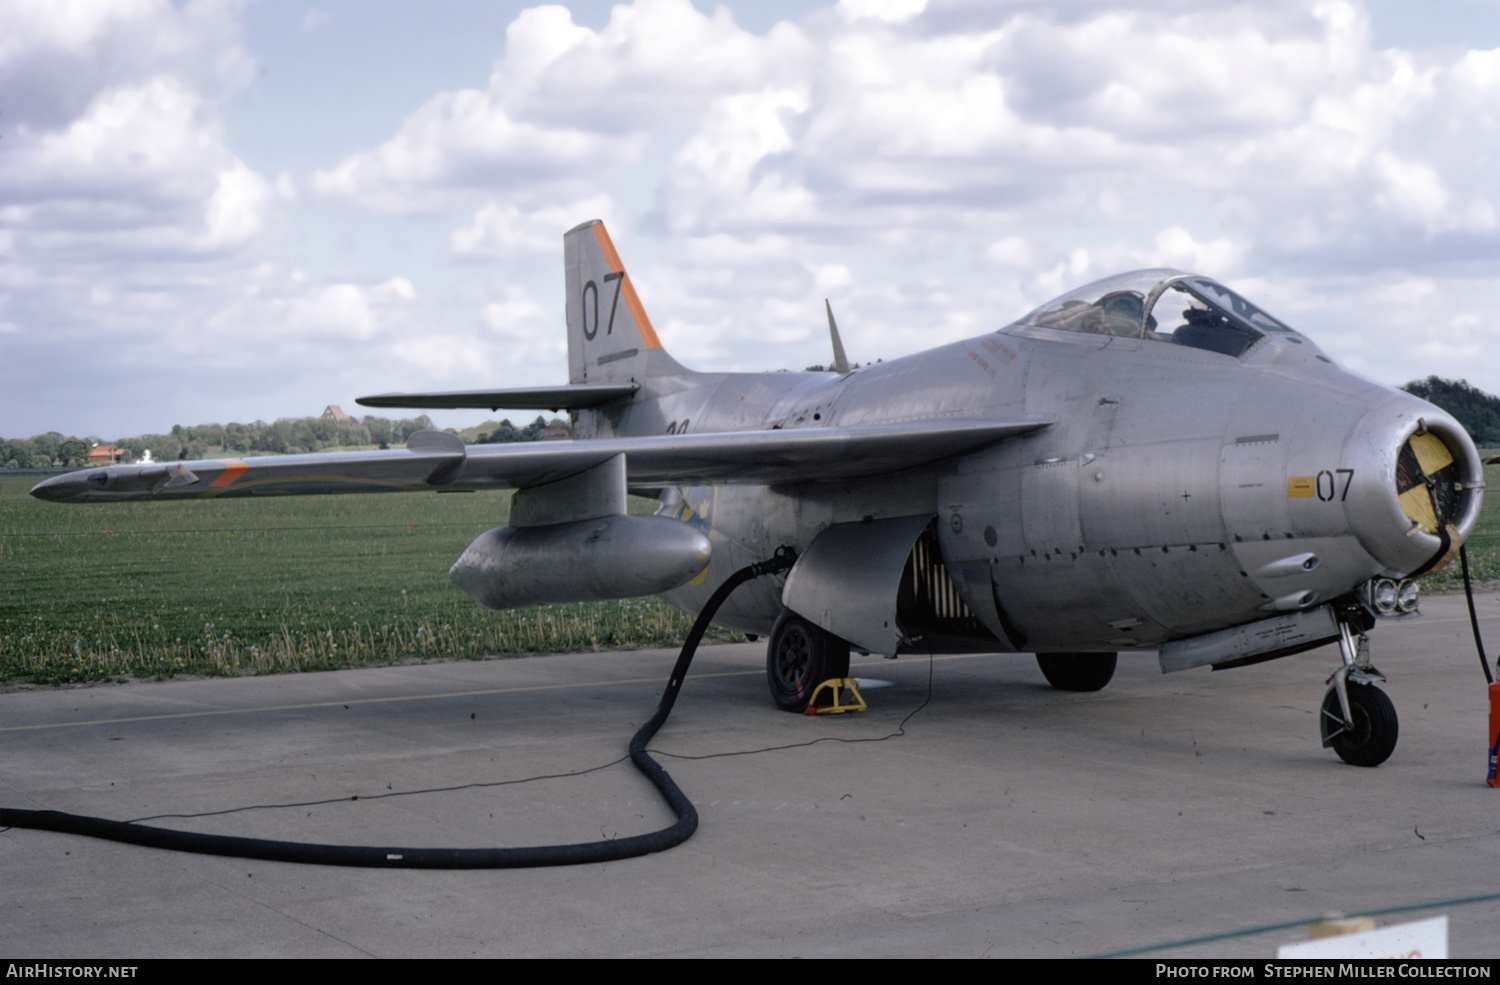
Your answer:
[1036,652,1117,692]
[1321,682,1398,767]
[766,609,851,712]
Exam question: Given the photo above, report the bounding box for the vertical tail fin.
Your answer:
[564,220,687,385]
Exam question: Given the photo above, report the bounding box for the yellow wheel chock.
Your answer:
[803,677,867,715]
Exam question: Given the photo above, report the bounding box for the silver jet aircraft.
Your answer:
[34,221,1487,767]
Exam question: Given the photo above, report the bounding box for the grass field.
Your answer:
[1,475,734,686]
[3,456,1496,686]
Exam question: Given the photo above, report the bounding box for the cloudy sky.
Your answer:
[4,0,1498,441]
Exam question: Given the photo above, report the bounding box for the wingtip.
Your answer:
[30,472,85,502]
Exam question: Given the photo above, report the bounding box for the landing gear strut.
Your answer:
[1321,622,1398,767]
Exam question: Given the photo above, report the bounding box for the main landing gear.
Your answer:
[1320,622,1399,767]
[1036,652,1118,692]
[766,609,851,712]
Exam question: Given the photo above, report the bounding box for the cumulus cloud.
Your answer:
[310,0,1496,277]
[665,88,819,233]
[450,195,615,258]
[0,0,255,129]
[480,286,562,367]
[2,2,275,262]
[1144,227,1245,277]
[0,0,291,435]
[310,0,813,212]
[182,270,419,352]
[813,263,853,293]
[287,284,381,340]
[10,78,218,200]
[837,0,929,25]
[492,0,813,132]
[8,0,1500,437]
[308,93,640,213]
[6,77,276,252]
[198,162,277,250]
[983,236,1043,271]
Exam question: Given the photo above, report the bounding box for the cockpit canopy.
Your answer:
[1007,269,1298,358]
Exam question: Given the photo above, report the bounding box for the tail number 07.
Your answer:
[581,272,626,341]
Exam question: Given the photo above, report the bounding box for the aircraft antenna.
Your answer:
[825,300,851,375]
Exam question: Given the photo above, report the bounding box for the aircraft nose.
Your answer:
[1341,395,1484,577]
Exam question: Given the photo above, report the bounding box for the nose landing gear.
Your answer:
[1321,622,1398,766]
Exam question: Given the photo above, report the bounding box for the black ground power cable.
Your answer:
[1,549,798,868]
[1458,544,1495,684]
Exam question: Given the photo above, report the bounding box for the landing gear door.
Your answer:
[783,514,936,657]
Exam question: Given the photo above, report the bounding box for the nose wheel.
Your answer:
[1320,681,1399,767]
[1321,622,1398,767]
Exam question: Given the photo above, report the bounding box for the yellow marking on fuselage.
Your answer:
[685,484,719,587]
[1287,476,1315,498]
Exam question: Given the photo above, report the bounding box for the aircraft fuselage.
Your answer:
[625,309,1478,654]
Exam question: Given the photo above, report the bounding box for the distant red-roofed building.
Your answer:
[87,443,126,463]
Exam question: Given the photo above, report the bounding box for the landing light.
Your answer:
[1367,577,1419,616]
[1397,579,1420,613]
[1371,578,1399,614]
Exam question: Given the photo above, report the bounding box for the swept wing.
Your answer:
[30,417,1052,502]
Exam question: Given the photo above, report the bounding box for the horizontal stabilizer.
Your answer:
[356,384,639,411]
[30,417,1052,502]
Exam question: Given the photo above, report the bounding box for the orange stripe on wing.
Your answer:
[209,461,250,487]
[590,223,662,350]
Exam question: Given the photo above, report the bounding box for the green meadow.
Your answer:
[1,475,734,686]
[3,454,1496,686]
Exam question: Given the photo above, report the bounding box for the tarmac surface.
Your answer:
[3,591,1498,959]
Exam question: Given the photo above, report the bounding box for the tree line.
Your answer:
[472,417,570,444]
[2,414,571,469]
[1400,378,1500,446]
